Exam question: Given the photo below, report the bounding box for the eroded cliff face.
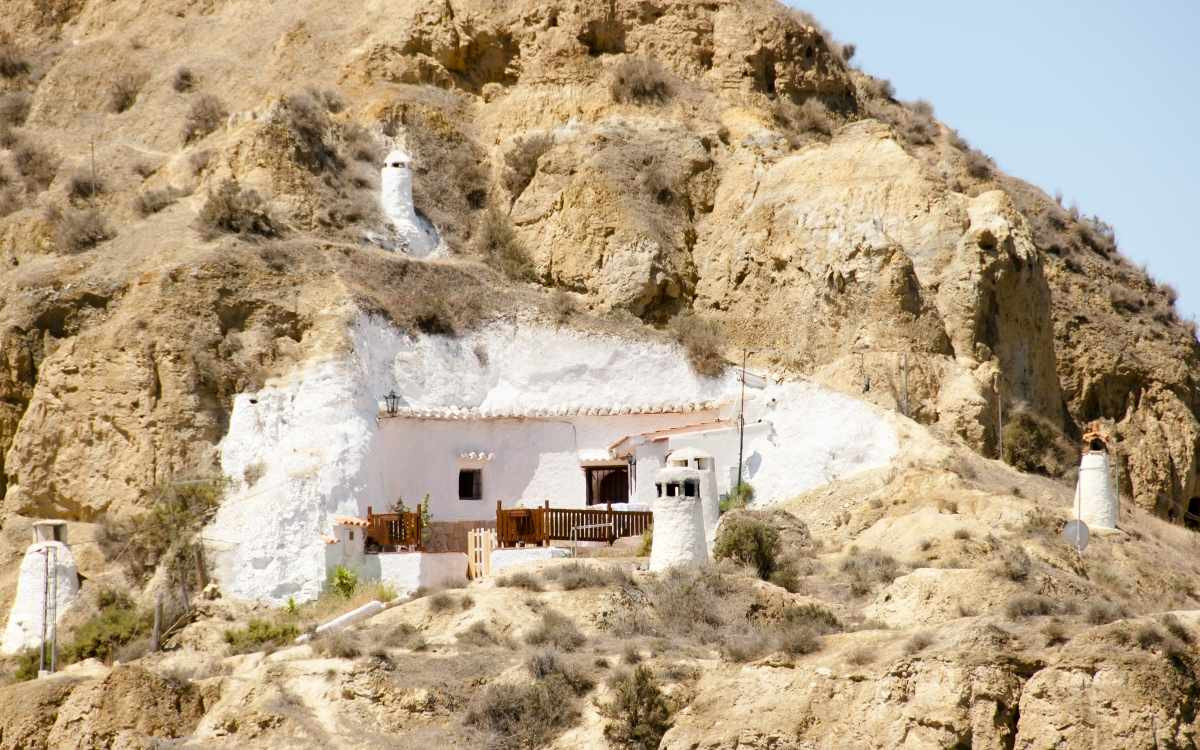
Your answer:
[0,0,1196,523]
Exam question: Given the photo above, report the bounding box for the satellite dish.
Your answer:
[1062,519,1090,553]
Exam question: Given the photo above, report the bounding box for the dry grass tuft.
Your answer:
[903,631,934,655]
[598,666,673,750]
[991,544,1033,583]
[109,73,144,113]
[473,207,535,281]
[525,610,585,652]
[311,629,364,659]
[964,149,992,180]
[67,172,104,202]
[846,644,878,666]
[13,140,58,191]
[1085,601,1126,626]
[1002,408,1077,478]
[48,205,113,253]
[502,132,553,201]
[0,92,30,127]
[1004,594,1055,620]
[498,571,543,592]
[172,67,195,92]
[610,57,672,104]
[541,562,631,591]
[196,178,279,240]
[0,42,29,78]
[774,97,834,139]
[181,94,227,145]
[668,312,726,377]
[133,187,180,217]
[840,548,902,596]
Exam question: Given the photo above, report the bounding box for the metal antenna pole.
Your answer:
[49,546,58,673]
[735,349,748,494]
[40,550,49,674]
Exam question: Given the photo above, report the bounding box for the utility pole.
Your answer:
[900,352,909,417]
[735,349,748,494]
[994,372,1004,459]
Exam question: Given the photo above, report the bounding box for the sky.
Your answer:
[787,1,1200,324]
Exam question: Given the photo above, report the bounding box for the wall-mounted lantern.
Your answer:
[384,390,400,416]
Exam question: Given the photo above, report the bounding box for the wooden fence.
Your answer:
[495,500,652,548]
[366,506,422,551]
[467,528,496,579]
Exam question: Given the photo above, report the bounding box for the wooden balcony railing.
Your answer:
[495,500,652,548]
[366,506,422,552]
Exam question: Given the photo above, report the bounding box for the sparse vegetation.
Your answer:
[172,67,195,92]
[599,666,673,750]
[13,140,58,191]
[610,57,672,104]
[713,513,782,580]
[503,132,553,201]
[773,97,834,139]
[223,618,300,655]
[846,645,878,666]
[541,562,631,590]
[473,207,535,281]
[1005,594,1055,619]
[525,609,585,652]
[721,482,755,513]
[991,544,1032,583]
[1001,409,1076,477]
[549,289,575,325]
[466,669,582,749]
[1085,601,1126,625]
[311,628,363,659]
[953,528,971,541]
[48,205,113,253]
[281,91,342,172]
[525,648,595,695]
[196,178,280,240]
[134,187,179,216]
[61,589,150,665]
[901,100,937,146]
[668,312,725,377]
[181,94,227,144]
[840,548,902,596]
[0,92,30,127]
[109,73,144,113]
[328,565,359,598]
[498,571,543,592]
[903,631,934,655]
[1042,620,1069,646]
[427,590,458,612]
[964,149,992,180]
[0,42,29,78]
[67,172,104,202]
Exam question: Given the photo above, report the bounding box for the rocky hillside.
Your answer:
[0,3,1196,516]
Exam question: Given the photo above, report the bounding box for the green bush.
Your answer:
[14,648,42,681]
[63,589,149,664]
[713,513,781,580]
[328,566,358,598]
[720,482,755,513]
[599,666,673,749]
[223,618,300,655]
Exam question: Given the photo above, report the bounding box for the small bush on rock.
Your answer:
[599,666,673,750]
[669,312,725,377]
[134,187,179,216]
[473,207,534,281]
[542,562,631,591]
[223,619,300,655]
[1002,409,1077,477]
[48,204,113,253]
[502,132,553,201]
[840,548,902,596]
[610,57,672,104]
[181,94,227,144]
[196,178,279,239]
[63,589,150,665]
[13,140,57,191]
[713,513,781,580]
[109,73,144,113]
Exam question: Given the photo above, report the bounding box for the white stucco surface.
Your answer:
[490,546,572,575]
[372,552,467,596]
[2,541,79,655]
[1076,452,1119,530]
[380,149,439,257]
[649,484,709,573]
[209,315,899,603]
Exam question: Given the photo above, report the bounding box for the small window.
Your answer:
[459,469,483,500]
[655,483,663,498]
[349,530,355,541]
[696,458,711,470]
[667,483,678,497]
[684,480,698,497]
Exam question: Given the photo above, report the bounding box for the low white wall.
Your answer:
[490,546,571,575]
[368,552,467,596]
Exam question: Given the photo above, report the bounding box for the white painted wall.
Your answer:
[2,542,79,655]
[1076,452,1119,530]
[367,410,721,521]
[368,552,467,596]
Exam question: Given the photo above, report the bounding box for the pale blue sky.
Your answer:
[789,1,1200,324]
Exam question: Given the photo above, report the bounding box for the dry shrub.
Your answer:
[457,620,503,648]
[1042,620,1069,646]
[991,544,1032,583]
[840,43,857,61]
[903,631,934,655]
[196,178,279,240]
[67,172,104,202]
[840,548,902,596]
[774,97,834,138]
[964,149,992,179]
[613,562,742,642]
[181,94,227,145]
[62,589,151,666]
[1004,594,1055,619]
[902,100,937,146]
[427,591,458,612]
[525,610,585,652]
[382,622,427,651]
[525,649,594,696]
[49,205,113,253]
[846,645,877,666]
[311,629,363,659]
[466,671,582,749]
[172,67,194,92]
[598,666,673,750]
[473,207,534,281]
[668,312,725,377]
[498,571,543,592]
[1085,601,1126,625]
[864,77,895,100]
[1109,286,1145,314]
[13,140,57,191]
[541,562,631,591]
[133,187,179,216]
[502,132,553,201]
[610,57,672,104]
[549,289,575,325]
[0,186,21,218]
[281,91,342,172]
[0,92,30,127]
[713,513,783,581]
[1001,408,1077,477]
[223,619,299,655]
[109,73,144,113]
[0,42,29,78]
